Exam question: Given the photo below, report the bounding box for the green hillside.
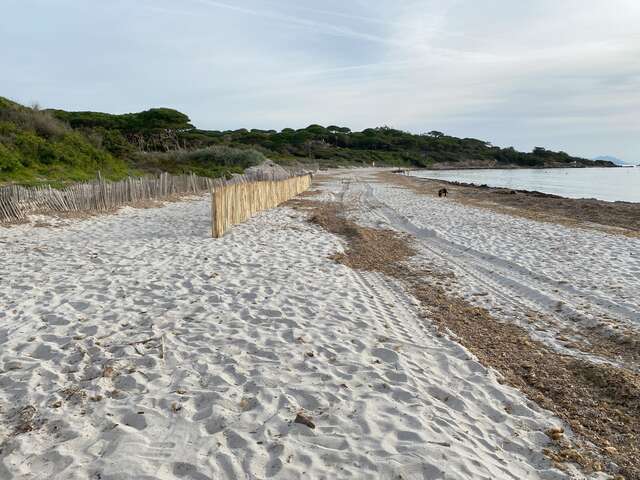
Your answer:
[0,97,128,183]
[0,98,263,183]
[0,96,613,184]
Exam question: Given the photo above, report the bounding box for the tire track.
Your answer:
[335,177,636,369]
[363,180,635,327]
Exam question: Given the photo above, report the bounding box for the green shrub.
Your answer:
[0,105,69,139]
[174,145,265,168]
[49,107,193,133]
[135,145,266,178]
[1,126,128,182]
[0,121,18,136]
[14,131,47,165]
[0,143,22,172]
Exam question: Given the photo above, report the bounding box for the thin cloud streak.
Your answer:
[186,0,399,46]
[260,1,397,26]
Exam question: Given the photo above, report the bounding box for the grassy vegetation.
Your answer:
[0,98,128,183]
[0,98,266,184]
[1,95,613,184]
[134,146,267,178]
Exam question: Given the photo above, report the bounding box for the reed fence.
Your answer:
[0,172,213,223]
[211,174,312,238]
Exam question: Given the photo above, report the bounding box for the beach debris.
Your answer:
[294,412,315,429]
[427,440,452,447]
[62,386,87,403]
[239,397,255,411]
[546,426,565,441]
[109,389,125,399]
[14,405,42,434]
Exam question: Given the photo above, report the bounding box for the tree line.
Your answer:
[1,97,613,183]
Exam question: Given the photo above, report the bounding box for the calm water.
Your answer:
[412,167,640,203]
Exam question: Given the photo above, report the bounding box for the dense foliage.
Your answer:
[0,97,128,182]
[0,98,265,183]
[178,126,612,169]
[49,107,193,133]
[134,146,267,178]
[0,95,613,183]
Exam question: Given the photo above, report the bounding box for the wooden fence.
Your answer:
[0,172,213,223]
[211,174,312,238]
[0,167,316,227]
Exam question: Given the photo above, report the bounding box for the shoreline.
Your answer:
[416,164,622,171]
[412,174,639,204]
[383,171,640,236]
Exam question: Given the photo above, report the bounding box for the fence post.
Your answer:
[212,188,224,238]
[211,188,217,238]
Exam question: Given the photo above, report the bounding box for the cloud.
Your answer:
[0,0,638,160]
[182,0,398,46]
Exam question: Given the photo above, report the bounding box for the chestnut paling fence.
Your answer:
[0,172,215,223]
[0,165,315,224]
[211,174,312,238]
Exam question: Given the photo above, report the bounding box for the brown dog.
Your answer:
[438,188,448,197]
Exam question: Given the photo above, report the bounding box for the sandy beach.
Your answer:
[1,169,638,479]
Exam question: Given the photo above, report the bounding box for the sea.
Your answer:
[411,167,640,203]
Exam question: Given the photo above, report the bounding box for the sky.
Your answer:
[2,0,639,161]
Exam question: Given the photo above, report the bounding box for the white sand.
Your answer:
[332,170,640,365]
[0,181,609,479]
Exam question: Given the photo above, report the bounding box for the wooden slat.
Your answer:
[211,174,312,238]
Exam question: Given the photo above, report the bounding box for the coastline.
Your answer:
[412,160,618,171]
[384,171,640,236]
[419,164,621,171]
